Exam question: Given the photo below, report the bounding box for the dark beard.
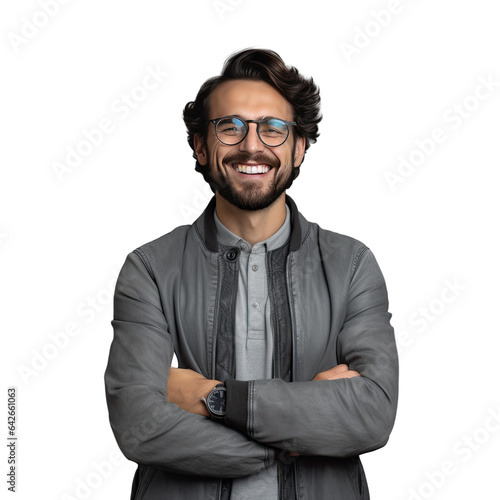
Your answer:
[203,147,296,211]
[216,167,294,211]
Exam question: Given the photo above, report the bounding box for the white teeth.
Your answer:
[235,164,270,174]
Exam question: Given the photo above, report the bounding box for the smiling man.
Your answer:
[195,78,303,217]
[105,48,399,500]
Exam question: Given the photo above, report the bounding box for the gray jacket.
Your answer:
[104,196,399,500]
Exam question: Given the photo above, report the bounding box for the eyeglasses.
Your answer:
[208,115,296,147]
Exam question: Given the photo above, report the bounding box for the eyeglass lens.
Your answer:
[216,117,289,146]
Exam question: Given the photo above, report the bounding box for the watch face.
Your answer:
[207,388,226,416]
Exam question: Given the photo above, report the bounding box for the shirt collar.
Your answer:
[213,205,291,254]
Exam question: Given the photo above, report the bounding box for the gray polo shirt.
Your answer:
[214,205,291,500]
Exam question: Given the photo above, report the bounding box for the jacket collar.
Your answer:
[202,195,302,253]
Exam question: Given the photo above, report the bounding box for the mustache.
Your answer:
[223,152,280,169]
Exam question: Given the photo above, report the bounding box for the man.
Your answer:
[105,48,398,500]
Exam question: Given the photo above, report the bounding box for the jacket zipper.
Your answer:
[212,254,223,500]
[266,253,281,379]
[278,464,284,499]
[293,460,300,500]
[216,477,222,500]
[266,251,286,500]
[286,254,297,384]
[287,254,300,500]
[211,254,222,379]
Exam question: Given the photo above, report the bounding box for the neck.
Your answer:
[215,193,287,246]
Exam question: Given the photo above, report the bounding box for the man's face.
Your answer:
[194,79,305,211]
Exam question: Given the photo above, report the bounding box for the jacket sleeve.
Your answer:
[104,250,275,477]
[224,248,399,457]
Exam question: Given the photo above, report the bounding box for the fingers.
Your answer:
[312,364,361,381]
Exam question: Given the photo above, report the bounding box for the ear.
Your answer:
[293,136,306,168]
[193,133,208,166]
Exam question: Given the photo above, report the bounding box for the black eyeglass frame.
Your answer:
[208,115,297,147]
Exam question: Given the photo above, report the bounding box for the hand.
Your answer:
[167,368,221,417]
[312,364,360,381]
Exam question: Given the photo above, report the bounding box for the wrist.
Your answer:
[201,380,222,400]
[224,379,249,433]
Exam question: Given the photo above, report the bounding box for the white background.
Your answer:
[2,1,499,499]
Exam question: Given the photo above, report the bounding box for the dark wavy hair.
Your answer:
[183,48,322,182]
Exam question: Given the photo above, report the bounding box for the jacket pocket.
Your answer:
[131,464,158,500]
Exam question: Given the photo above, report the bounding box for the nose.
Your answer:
[238,123,265,153]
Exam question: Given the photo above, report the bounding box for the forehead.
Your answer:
[208,79,293,120]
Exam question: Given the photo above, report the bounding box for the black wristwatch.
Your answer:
[201,383,226,421]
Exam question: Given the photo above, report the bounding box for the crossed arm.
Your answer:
[105,248,398,477]
[167,364,361,419]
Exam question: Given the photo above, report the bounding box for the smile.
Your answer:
[233,164,271,175]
